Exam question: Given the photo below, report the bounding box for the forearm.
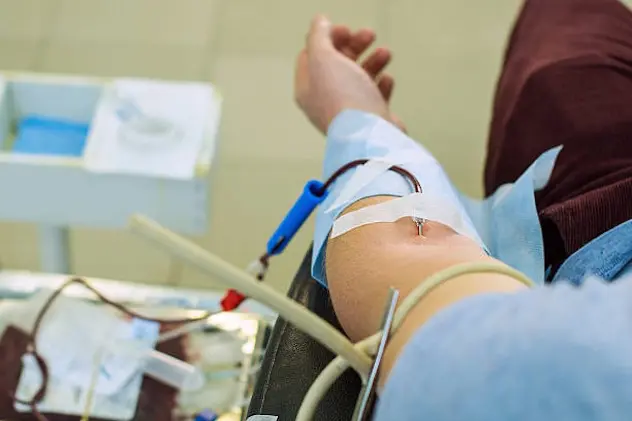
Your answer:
[375,276,632,420]
[317,110,527,382]
[325,196,528,382]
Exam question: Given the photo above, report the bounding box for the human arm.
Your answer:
[322,153,528,383]
[296,16,529,383]
[295,16,632,421]
[374,274,632,421]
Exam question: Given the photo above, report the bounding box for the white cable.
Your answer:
[128,215,372,379]
[296,262,534,421]
[298,339,378,421]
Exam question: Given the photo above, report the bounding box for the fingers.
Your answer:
[362,47,391,78]
[345,29,375,59]
[308,17,395,101]
[331,25,352,51]
[307,15,333,52]
[378,73,395,101]
[307,16,374,57]
[310,17,380,64]
[339,29,376,60]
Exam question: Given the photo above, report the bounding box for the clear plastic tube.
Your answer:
[143,349,204,391]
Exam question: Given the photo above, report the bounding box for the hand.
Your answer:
[329,23,407,133]
[295,16,405,134]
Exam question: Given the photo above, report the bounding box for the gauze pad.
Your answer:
[459,146,562,282]
[313,110,561,286]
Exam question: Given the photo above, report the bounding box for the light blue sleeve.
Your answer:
[312,110,452,285]
[375,277,632,421]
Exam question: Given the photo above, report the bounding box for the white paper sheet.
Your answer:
[84,79,218,179]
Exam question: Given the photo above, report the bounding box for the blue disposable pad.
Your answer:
[13,115,89,157]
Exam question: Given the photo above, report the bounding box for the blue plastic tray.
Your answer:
[12,115,90,157]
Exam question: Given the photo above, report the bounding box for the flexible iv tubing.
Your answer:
[129,214,534,420]
[128,215,373,378]
[296,262,535,420]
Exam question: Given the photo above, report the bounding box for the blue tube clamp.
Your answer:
[266,180,328,255]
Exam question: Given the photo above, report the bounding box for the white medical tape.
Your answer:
[325,149,430,214]
[325,159,393,213]
[330,192,485,249]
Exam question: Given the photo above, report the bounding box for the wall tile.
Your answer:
[213,56,325,161]
[0,38,40,70]
[0,223,39,270]
[51,0,218,48]
[70,228,172,284]
[0,0,56,40]
[214,0,382,57]
[39,41,207,80]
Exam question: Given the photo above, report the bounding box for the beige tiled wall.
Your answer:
[0,0,526,291]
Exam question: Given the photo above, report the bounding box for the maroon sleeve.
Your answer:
[484,0,632,271]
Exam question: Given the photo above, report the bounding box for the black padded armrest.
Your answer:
[247,248,361,420]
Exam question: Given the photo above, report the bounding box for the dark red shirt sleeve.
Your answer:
[484,0,632,271]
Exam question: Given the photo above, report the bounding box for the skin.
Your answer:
[294,16,527,385]
[327,197,527,386]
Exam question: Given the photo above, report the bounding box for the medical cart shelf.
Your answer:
[0,72,221,273]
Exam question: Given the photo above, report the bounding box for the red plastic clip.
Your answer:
[219,258,270,311]
[220,289,247,311]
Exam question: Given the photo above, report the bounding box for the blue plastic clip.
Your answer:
[266,180,328,255]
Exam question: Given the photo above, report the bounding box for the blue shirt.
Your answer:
[317,111,632,420]
[376,220,632,421]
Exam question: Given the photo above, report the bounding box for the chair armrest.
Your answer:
[247,248,361,420]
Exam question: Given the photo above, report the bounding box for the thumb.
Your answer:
[307,15,333,52]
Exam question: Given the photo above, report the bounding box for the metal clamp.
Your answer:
[352,287,399,421]
[412,216,427,236]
